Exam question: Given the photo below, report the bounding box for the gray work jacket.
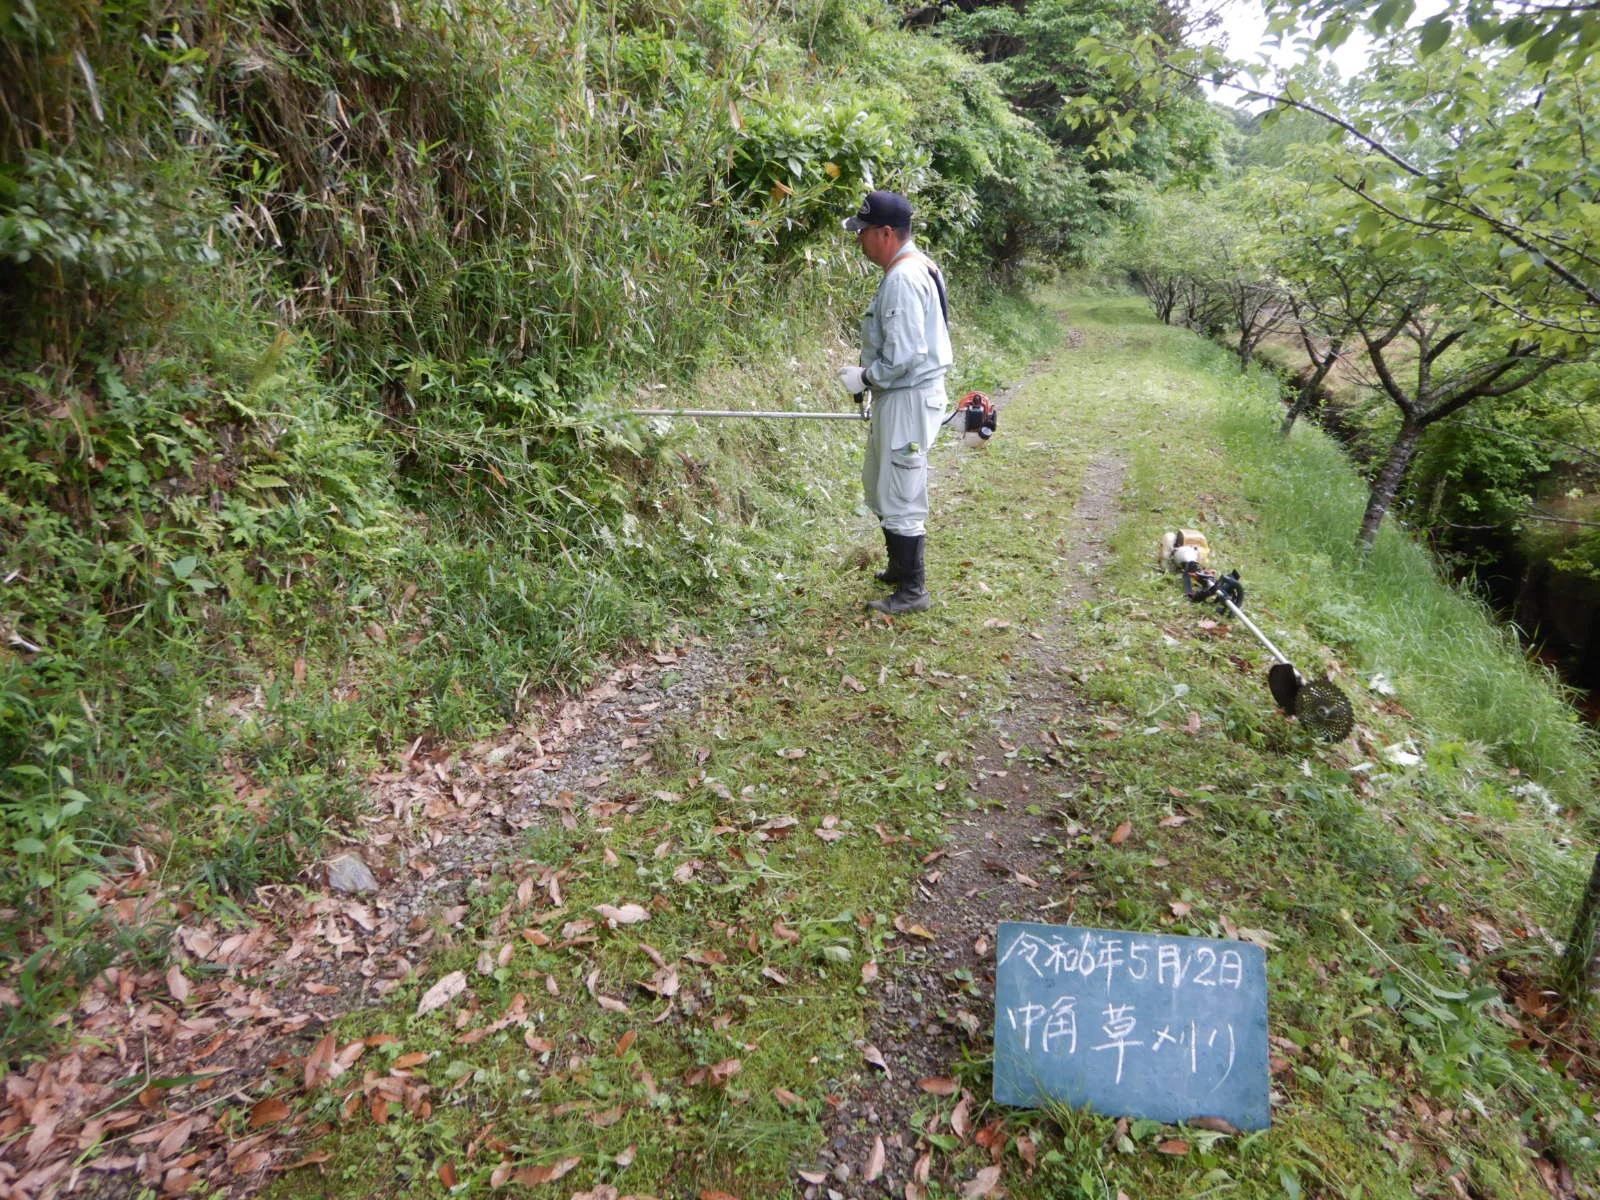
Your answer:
[861,240,953,392]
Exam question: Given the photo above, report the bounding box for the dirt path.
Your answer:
[806,434,1128,1195]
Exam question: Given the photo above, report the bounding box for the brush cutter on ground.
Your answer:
[1160,531,1355,741]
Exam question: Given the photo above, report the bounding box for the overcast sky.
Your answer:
[1205,0,1374,71]
[1197,0,1382,105]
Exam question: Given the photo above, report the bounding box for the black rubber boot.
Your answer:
[875,529,905,585]
[867,535,929,613]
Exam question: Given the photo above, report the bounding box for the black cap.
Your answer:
[842,190,912,232]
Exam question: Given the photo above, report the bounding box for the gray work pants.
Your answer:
[863,381,948,536]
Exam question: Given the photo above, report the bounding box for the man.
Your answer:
[836,190,952,615]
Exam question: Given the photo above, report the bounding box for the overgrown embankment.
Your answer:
[1249,333,1600,707]
[1113,171,1600,698]
[1,0,1070,1050]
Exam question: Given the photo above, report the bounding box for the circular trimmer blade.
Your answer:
[1294,677,1355,741]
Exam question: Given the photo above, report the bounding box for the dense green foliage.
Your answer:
[933,0,1231,269]
[1109,152,1598,557]
[1115,172,1600,612]
[1097,0,1600,561]
[1263,13,1600,579]
[1101,1,1600,349]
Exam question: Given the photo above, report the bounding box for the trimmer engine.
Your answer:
[955,391,997,440]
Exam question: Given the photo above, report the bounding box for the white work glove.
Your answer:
[836,364,867,395]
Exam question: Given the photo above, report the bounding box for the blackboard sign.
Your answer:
[992,921,1270,1131]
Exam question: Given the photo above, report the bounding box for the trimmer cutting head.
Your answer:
[1293,677,1355,741]
[1268,660,1354,741]
[1267,662,1301,715]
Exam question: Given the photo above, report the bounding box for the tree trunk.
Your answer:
[1281,340,1343,436]
[1357,418,1424,552]
[1281,379,1318,434]
[1558,847,1600,1008]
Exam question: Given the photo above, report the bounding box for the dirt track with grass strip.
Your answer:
[811,448,1125,1198]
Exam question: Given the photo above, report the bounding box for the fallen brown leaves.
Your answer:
[683,1057,742,1088]
[511,1155,581,1185]
[0,650,698,1200]
[950,1094,971,1140]
[961,1164,1002,1197]
[415,969,468,1016]
[594,902,650,927]
[0,918,339,1200]
[859,1043,891,1076]
[248,1097,291,1129]
[863,1135,886,1182]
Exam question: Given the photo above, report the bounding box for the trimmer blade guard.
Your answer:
[1294,677,1355,741]
[1267,662,1300,715]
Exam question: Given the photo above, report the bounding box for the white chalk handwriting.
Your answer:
[1005,1001,1239,1087]
[998,930,1246,992]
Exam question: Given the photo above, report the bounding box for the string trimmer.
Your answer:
[627,389,999,438]
[1160,530,1355,741]
[628,403,872,422]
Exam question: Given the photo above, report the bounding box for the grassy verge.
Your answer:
[270,292,1597,1199]
[1028,296,1599,1196]
[1213,394,1595,799]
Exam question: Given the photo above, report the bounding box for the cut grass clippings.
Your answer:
[267,293,1598,1200]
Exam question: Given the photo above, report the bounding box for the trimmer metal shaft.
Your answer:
[626,409,868,421]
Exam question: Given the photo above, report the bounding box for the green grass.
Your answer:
[0,237,1055,1060]
[1207,388,1597,804]
[272,609,1023,1195]
[264,294,1598,1199]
